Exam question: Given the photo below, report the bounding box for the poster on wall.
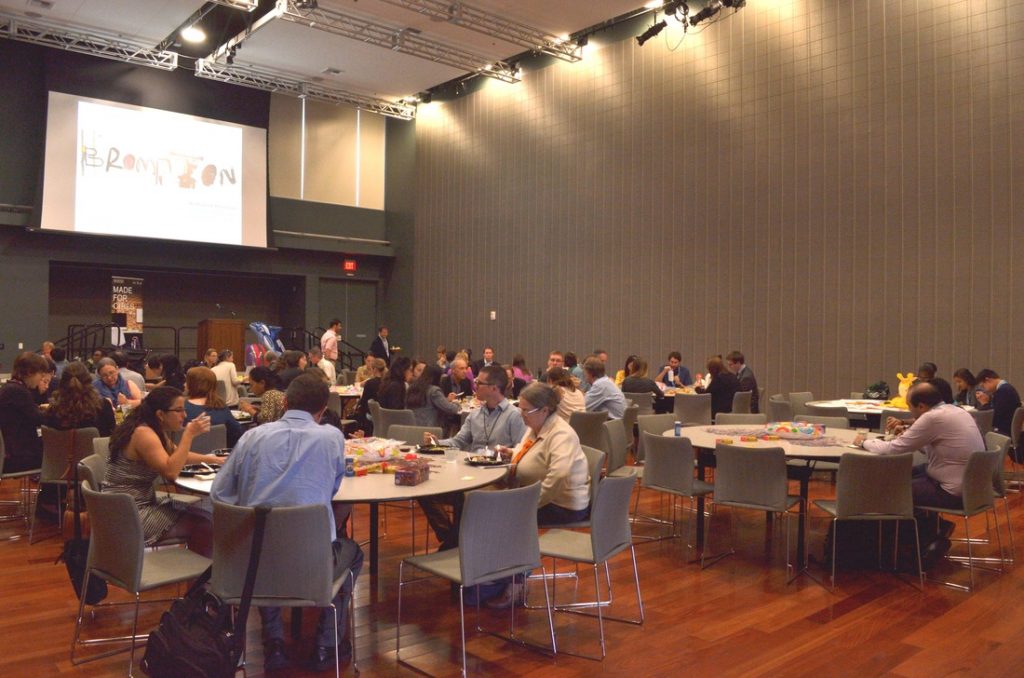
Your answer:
[111,276,143,349]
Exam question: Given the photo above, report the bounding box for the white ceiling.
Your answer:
[0,0,648,100]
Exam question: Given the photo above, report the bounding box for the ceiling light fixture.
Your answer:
[636,20,666,46]
[690,0,723,26]
[180,25,206,43]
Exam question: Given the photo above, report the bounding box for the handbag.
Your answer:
[56,437,107,605]
[141,505,271,678]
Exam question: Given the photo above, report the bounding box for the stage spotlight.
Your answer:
[636,20,667,46]
[690,0,722,25]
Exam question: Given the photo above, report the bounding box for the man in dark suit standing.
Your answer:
[368,326,391,366]
[470,346,496,376]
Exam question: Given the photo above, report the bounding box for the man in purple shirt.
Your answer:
[853,382,984,567]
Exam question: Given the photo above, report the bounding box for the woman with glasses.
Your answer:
[104,386,222,555]
[502,382,589,525]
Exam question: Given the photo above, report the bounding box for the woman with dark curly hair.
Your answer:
[104,386,221,554]
[45,361,116,436]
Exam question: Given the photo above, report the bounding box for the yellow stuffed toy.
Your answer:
[882,372,916,410]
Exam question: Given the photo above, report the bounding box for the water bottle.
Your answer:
[674,421,682,437]
[667,368,675,386]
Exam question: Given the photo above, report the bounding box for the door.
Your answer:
[319,278,378,356]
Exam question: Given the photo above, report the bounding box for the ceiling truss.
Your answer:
[0,12,178,71]
[376,0,581,62]
[195,58,417,119]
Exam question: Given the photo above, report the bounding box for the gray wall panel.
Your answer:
[413,0,1023,396]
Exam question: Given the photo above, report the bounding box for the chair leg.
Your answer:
[1002,496,1016,564]
[395,562,403,659]
[593,564,606,659]
[348,571,357,671]
[127,593,141,676]
[629,545,645,624]
[458,586,467,677]
[540,564,557,655]
[331,603,340,678]
[830,519,838,591]
[70,569,91,664]
[965,516,975,591]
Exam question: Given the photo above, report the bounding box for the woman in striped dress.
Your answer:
[104,386,221,556]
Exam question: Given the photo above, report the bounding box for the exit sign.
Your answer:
[343,259,357,274]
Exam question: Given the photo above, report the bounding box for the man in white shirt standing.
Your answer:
[853,382,983,568]
[320,319,341,371]
[210,349,241,408]
[309,345,337,384]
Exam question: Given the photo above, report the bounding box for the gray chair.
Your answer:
[640,432,714,550]
[397,483,556,676]
[327,391,342,418]
[0,432,42,528]
[673,393,712,426]
[714,413,768,426]
[376,408,416,439]
[801,415,851,429]
[71,485,211,671]
[387,424,443,446]
[806,403,848,418]
[570,410,610,451]
[92,436,111,458]
[211,501,357,677]
[604,419,632,478]
[635,413,676,464]
[621,403,639,457]
[788,392,814,417]
[767,396,793,423]
[215,380,229,404]
[877,408,914,433]
[703,444,803,579]
[732,390,752,414]
[31,426,99,543]
[625,391,654,416]
[970,408,994,436]
[984,432,1015,566]
[538,473,644,660]
[537,445,605,531]
[367,399,382,426]
[918,450,1004,592]
[812,452,923,591]
[77,454,107,493]
[190,424,227,454]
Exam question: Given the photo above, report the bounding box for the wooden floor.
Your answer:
[3,469,1024,677]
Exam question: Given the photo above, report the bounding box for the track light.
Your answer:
[690,0,722,25]
[636,20,666,46]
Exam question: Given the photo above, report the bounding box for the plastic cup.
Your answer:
[444,449,459,463]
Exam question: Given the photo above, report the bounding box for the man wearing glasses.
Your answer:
[420,365,527,550]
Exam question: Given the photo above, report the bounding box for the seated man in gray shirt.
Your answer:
[420,365,526,550]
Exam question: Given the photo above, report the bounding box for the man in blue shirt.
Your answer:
[212,374,363,672]
[583,356,627,419]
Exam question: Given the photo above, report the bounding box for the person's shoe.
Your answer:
[938,518,956,540]
[263,639,291,671]
[484,581,524,610]
[309,643,351,672]
[920,537,952,571]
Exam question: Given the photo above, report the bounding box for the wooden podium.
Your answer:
[197,319,246,370]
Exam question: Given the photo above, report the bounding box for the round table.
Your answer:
[662,424,876,569]
[176,452,508,576]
